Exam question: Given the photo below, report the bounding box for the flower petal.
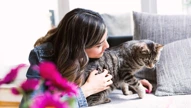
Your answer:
[0,64,27,86]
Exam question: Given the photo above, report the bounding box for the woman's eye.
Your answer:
[96,45,102,48]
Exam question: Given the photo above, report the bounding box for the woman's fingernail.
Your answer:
[146,89,150,93]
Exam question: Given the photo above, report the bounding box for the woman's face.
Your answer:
[85,30,109,58]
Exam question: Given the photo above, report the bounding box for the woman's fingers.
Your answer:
[140,79,153,93]
[101,69,112,81]
[83,68,113,95]
[106,79,113,86]
[102,69,109,76]
[93,69,113,87]
[89,70,98,77]
[102,69,113,87]
[105,74,112,82]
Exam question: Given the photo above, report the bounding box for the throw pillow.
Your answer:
[155,38,191,96]
[133,12,191,92]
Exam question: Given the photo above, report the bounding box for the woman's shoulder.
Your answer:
[31,42,54,61]
[34,42,53,51]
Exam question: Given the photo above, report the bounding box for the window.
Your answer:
[157,0,183,14]
[157,0,191,14]
[70,0,141,14]
[183,0,191,14]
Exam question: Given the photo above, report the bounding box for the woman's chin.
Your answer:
[89,53,104,59]
[95,54,104,58]
[99,53,104,57]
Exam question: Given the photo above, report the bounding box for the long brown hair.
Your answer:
[34,8,106,86]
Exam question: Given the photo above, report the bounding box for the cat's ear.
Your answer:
[156,44,164,52]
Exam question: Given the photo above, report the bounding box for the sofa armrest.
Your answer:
[107,36,133,47]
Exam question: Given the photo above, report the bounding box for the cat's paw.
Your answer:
[121,83,134,95]
[123,90,133,95]
[137,90,145,98]
[135,84,146,98]
[104,98,111,103]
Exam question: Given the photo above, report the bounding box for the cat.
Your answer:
[84,39,163,106]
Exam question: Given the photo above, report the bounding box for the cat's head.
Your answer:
[133,40,163,68]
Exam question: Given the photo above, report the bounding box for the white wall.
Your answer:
[0,0,56,79]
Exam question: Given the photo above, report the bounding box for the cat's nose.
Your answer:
[147,64,155,68]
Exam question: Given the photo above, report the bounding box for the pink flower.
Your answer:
[54,79,78,96]
[0,64,26,86]
[11,79,39,95]
[30,92,68,108]
[11,87,20,95]
[21,79,39,93]
[38,62,78,95]
[49,77,78,96]
[38,62,61,81]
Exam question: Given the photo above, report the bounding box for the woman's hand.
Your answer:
[81,69,113,97]
[140,79,153,93]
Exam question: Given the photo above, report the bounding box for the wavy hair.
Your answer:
[34,8,106,86]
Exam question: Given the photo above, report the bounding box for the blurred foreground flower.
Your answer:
[0,62,78,108]
[0,64,26,85]
[30,92,68,108]
[11,79,40,95]
[37,62,78,95]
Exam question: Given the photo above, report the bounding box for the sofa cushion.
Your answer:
[155,38,191,96]
[133,11,191,92]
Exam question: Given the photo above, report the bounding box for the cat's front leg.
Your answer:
[121,83,133,95]
[134,82,146,98]
[126,77,146,98]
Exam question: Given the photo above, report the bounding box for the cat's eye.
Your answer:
[141,50,150,55]
[153,60,157,63]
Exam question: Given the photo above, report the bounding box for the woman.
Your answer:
[20,8,152,107]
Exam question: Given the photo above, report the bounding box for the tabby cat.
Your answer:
[84,39,163,106]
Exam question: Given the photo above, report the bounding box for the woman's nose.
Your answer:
[104,41,110,49]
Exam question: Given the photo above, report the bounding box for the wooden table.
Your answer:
[0,101,20,108]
